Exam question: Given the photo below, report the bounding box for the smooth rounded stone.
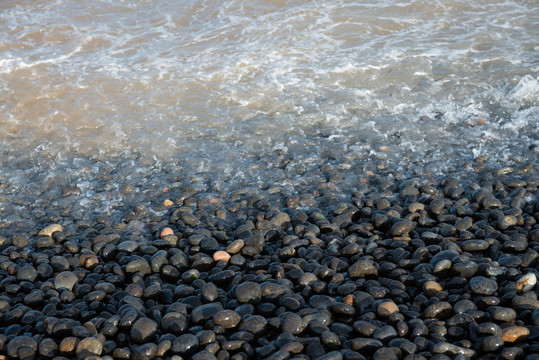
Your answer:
[16,265,38,282]
[350,338,383,352]
[424,302,452,319]
[132,343,158,360]
[202,282,219,302]
[431,342,475,357]
[239,315,267,335]
[389,338,416,356]
[469,276,498,295]
[476,322,502,337]
[213,310,241,329]
[117,240,139,252]
[180,213,200,226]
[423,281,443,297]
[191,303,224,323]
[213,251,231,262]
[451,261,478,278]
[299,272,318,286]
[125,283,143,297]
[38,224,63,237]
[182,269,201,283]
[459,240,489,252]
[226,240,244,254]
[389,220,415,236]
[516,273,537,293]
[512,295,539,311]
[348,259,378,279]
[377,300,399,318]
[75,336,103,358]
[38,338,58,358]
[126,258,152,275]
[54,271,79,291]
[373,325,397,342]
[501,326,530,342]
[192,350,218,360]
[50,256,70,271]
[172,334,199,356]
[329,302,355,316]
[319,330,341,350]
[453,299,477,314]
[480,335,504,352]
[59,337,79,355]
[488,306,517,322]
[261,282,289,301]
[200,238,219,253]
[130,318,158,344]
[7,336,38,358]
[235,282,262,304]
[12,234,30,248]
[454,217,473,232]
[308,295,336,309]
[430,250,460,265]
[373,348,398,360]
[433,259,452,276]
[282,313,304,335]
[499,347,524,360]
[498,216,518,230]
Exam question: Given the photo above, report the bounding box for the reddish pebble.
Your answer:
[344,295,354,305]
[160,227,174,239]
[213,251,231,262]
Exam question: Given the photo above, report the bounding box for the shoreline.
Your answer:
[0,157,538,359]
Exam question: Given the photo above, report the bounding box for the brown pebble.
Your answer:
[423,280,443,297]
[502,326,530,343]
[377,300,399,317]
[160,227,174,239]
[38,224,63,238]
[344,295,354,305]
[213,251,231,262]
[79,254,99,270]
[59,337,79,356]
[226,240,244,254]
[163,199,174,207]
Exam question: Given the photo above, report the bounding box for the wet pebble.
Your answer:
[130,318,158,344]
[469,276,498,295]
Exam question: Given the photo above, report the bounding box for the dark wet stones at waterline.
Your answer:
[0,168,538,360]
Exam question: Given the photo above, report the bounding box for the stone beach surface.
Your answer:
[0,154,538,360]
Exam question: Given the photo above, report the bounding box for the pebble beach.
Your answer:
[1,0,538,359]
[0,154,538,360]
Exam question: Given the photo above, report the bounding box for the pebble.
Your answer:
[501,326,530,343]
[160,227,174,238]
[54,271,79,291]
[282,313,304,334]
[38,224,63,237]
[423,281,442,297]
[1,167,539,360]
[348,259,378,278]
[213,310,242,328]
[377,300,399,318]
[235,281,262,303]
[130,318,158,344]
[213,250,231,262]
[469,276,498,295]
[516,273,537,293]
[6,336,38,358]
[75,336,103,358]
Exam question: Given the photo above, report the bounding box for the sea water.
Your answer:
[0,0,537,234]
